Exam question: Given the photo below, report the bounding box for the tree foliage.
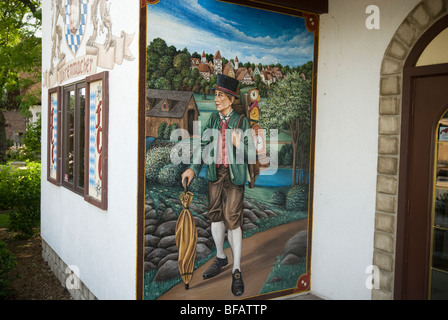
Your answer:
[0,0,42,162]
[0,0,41,112]
[0,161,41,238]
[260,71,311,130]
[260,71,312,185]
[0,240,17,298]
[147,38,197,91]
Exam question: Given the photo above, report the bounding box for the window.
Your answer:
[62,81,86,194]
[48,71,108,210]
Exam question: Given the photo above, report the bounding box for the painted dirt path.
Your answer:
[158,219,308,300]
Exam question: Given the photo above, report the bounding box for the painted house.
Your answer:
[40,0,448,301]
[213,50,223,75]
[146,89,199,138]
[190,57,200,69]
[235,67,255,85]
[260,70,274,85]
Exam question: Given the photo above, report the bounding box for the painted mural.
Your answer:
[144,0,316,300]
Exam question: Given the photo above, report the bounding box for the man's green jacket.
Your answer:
[190,110,254,186]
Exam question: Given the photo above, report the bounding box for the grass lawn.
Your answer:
[0,212,10,229]
[245,185,290,205]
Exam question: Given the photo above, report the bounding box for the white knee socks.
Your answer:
[211,222,242,273]
[227,227,242,273]
[211,221,226,259]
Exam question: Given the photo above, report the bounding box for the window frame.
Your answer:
[47,86,62,186]
[47,71,109,210]
[84,71,109,210]
[61,80,87,195]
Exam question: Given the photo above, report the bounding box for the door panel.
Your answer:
[404,70,448,299]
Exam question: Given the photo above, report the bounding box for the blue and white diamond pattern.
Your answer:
[89,92,96,188]
[64,0,87,56]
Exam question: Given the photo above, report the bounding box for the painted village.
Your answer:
[143,38,313,299]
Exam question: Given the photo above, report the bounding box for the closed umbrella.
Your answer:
[175,180,197,289]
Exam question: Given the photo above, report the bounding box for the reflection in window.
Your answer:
[431,114,448,299]
[62,82,85,194]
[77,86,85,190]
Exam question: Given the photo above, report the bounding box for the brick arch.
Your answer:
[373,0,448,300]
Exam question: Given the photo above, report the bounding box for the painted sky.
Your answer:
[147,0,314,67]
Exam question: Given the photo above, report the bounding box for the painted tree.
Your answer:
[260,71,312,186]
[0,0,41,162]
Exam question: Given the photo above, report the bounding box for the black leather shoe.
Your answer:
[231,269,244,296]
[203,256,228,279]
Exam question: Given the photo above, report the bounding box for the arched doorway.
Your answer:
[397,63,448,299]
[374,2,448,300]
[396,15,448,300]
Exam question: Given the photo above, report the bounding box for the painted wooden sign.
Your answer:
[47,87,61,185]
[85,71,109,210]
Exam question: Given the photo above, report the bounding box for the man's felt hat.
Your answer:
[212,74,240,98]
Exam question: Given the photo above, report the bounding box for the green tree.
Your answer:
[147,51,160,74]
[172,74,184,91]
[148,37,169,56]
[190,68,200,80]
[281,65,291,75]
[173,52,190,71]
[154,77,170,90]
[163,123,172,140]
[260,71,312,186]
[165,68,176,87]
[209,74,217,89]
[157,122,167,138]
[0,240,17,298]
[147,37,171,87]
[23,112,41,159]
[158,55,173,73]
[294,60,313,80]
[0,0,42,162]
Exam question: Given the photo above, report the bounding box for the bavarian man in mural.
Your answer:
[181,74,253,296]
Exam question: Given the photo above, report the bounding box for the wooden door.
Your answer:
[398,64,448,299]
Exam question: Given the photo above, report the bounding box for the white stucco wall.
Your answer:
[311,0,420,300]
[41,0,140,300]
[39,0,432,301]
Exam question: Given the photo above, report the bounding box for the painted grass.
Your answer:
[259,256,307,295]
